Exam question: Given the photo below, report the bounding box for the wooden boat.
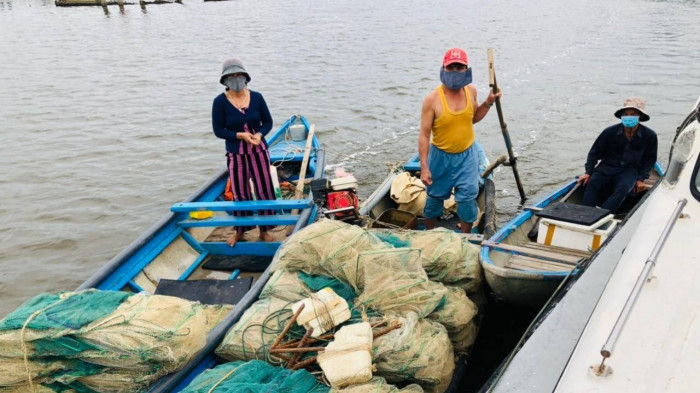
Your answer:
[357,142,497,390]
[148,142,496,392]
[480,161,664,306]
[484,97,700,393]
[359,141,497,242]
[76,114,325,391]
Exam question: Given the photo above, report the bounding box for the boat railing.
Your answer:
[596,198,687,373]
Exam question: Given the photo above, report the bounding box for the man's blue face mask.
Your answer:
[440,67,472,90]
[621,115,640,128]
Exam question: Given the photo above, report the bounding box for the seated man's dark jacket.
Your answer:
[585,123,658,181]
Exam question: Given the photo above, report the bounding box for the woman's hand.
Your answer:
[238,132,260,145]
[251,133,263,145]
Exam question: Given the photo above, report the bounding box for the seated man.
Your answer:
[578,98,658,213]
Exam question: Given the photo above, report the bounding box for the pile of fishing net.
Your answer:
[217,219,483,392]
[271,219,386,290]
[180,360,328,393]
[330,377,424,393]
[370,228,482,294]
[271,220,481,295]
[0,289,215,392]
[269,220,481,349]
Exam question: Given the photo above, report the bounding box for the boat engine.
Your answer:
[311,175,359,220]
[326,190,359,218]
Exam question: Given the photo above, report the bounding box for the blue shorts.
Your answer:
[423,144,480,222]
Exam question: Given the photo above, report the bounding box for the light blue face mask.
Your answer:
[621,115,640,128]
[440,67,473,90]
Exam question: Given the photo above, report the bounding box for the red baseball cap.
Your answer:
[443,48,468,67]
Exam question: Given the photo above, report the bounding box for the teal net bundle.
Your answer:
[217,219,483,392]
[0,289,212,392]
[180,360,329,393]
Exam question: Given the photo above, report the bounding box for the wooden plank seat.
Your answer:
[505,255,576,272]
[521,241,592,259]
[483,241,590,265]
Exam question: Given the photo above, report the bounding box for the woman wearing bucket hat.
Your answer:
[577,97,658,213]
[212,58,276,246]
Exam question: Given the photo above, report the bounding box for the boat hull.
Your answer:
[74,115,325,392]
[482,262,564,306]
[481,163,664,306]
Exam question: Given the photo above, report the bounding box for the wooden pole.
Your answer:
[488,48,527,203]
[286,123,315,235]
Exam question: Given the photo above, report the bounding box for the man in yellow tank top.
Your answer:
[418,48,500,233]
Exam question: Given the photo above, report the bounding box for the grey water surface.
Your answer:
[1,0,699,316]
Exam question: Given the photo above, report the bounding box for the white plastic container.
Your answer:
[537,214,618,252]
[269,165,282,199]
[288,123,307,141]
[292,288,351,337]
[317,322,373,387]
[330,175,358,191]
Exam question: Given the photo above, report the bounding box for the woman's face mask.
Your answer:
[440,67,473,90]
[225,75,247,92]
[621,115,640,128]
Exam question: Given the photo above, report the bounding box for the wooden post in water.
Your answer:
[487,48,527,203]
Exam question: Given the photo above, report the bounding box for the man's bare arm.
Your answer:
[419,93,435,185]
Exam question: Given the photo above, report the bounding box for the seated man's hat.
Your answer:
[614,97,650,122]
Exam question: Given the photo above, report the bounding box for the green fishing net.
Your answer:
[0,290,210,392]
[260,270,357,305]
[373,312,455,393]
[299,272,357,304]
[427,286,479,353]
[216,297,298,363]
[354,249,447,318]
[218,220,484,392]
[271,219,386,290]
[330,377,424,393]
[180,360,329,393]
[371,228,482,293]
[0,291,132,331]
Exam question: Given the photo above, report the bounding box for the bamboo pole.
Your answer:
[488,48,527,202]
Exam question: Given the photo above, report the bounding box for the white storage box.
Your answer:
[292,288,350,337]
[317,322,373,387]
[330,175,358,191]
[537,214,618,252]
[288,123,307,141]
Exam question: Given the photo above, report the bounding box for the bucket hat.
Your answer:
[220,58,251,85]
[614,97,650,122]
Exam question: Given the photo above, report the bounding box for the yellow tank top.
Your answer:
[431,85,475,153]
